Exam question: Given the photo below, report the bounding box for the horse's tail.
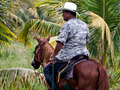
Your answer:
[97,65,109,90]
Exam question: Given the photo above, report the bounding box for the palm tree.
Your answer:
[80,0,120,66]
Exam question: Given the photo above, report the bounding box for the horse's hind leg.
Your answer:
[75,62,99,90]
[77,71,99,90]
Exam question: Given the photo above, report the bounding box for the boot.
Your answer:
[47,79,58,90]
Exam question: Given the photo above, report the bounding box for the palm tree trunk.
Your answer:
[101,0,107,67]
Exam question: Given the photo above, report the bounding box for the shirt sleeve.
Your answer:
[56,23,69,45]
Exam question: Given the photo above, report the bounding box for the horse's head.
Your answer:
[31,35,51,69]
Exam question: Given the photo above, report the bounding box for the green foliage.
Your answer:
[0,0,120,89]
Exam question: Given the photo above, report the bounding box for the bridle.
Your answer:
[33,41,45,67]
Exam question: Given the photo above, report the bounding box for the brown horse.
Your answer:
[31,35,109,90]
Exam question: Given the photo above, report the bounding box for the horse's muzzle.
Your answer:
[31,61,34,67]
[31,60,40,69]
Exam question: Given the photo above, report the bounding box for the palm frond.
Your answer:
[0,0,17,46]
[35,0,65,24]
[0,68,45,90]
[86,11,114,61]
[18,19,61,46]
[0,22,16,46]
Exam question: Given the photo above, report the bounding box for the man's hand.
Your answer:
[49,56,56,66]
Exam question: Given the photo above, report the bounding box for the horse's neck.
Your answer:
[42,43,54,65]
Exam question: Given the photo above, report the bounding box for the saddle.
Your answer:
[57,55,89,82]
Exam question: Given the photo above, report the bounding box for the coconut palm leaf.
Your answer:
[18,19,61,46]
[0,68,46,90]
[0,22,16,46]
[86,11,114,64]
[0,0,17,46]
[34,0,65,24]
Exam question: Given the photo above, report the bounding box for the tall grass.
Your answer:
[0,40,35,69]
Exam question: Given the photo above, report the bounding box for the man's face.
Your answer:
[62,10,69,21]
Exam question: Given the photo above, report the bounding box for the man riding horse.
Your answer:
[43,2,90,90]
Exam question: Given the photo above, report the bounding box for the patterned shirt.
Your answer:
[56,17,90,61]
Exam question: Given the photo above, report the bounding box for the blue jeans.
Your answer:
[43,57,64,81]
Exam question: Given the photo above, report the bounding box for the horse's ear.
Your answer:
[34,35,41,42]
[46,34,50,41]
